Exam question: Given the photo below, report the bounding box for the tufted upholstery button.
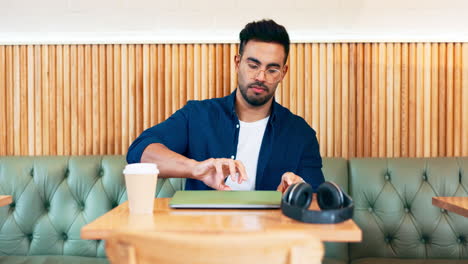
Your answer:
[404,207,410,213]
[458,236,465,244]
[30,168,34,177]
[420,235,429,244]
[99,168,104,177]
[64,168,69,178]
[384,171,391,181]
[78,202,85,210]
[44,201,50,211]
[422,172,428,181]
[384,236,393,243]
[440,208,447,213]
[368,207,373,212]
[10,202,15,208]
[111,202,118,208]
[62,233,68,240]
[27,234,33,241]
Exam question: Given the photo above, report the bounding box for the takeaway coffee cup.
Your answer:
[123,163,159,214]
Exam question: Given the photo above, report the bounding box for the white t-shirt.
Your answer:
[225,116,269,190]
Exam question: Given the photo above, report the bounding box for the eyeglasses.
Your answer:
[242,61,283,83]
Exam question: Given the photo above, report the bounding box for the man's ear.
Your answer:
[280,64,289,81]
[234,54,241,72]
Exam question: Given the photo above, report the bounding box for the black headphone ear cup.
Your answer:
[283,184,295,203]
[317,182,344,210]
[288,182,313,209]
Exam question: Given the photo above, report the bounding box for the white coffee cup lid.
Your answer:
[123,163,159,175]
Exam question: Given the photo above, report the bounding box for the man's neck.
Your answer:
[235,89,272,122]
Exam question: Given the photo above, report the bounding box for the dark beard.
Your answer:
[239,83,274,106]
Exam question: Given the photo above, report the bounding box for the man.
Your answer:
[127,19,324,193]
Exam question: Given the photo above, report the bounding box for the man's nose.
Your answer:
[255,70,266,82]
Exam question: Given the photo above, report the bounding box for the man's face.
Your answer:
[235,40,288,107]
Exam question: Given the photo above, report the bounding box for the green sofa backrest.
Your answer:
[0,155,185,258]
[0,156,125,257]
[349,157,468,260]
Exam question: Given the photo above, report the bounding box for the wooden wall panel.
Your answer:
[0,46,6,156]
[1,43,467,158]
[463,44,468,157]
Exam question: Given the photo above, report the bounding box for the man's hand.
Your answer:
[191,158,248,190]
[276,172,305,193]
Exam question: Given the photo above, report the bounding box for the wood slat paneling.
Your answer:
[63,45,71,155]
[447,43,454,157]
[463,43,468,157]
[454,43,462,157]
[393,43,401,157]
[13,46,20,155]
[438,44,447,157]
[1,43,467,158]
[0,46,6,156]
[107,45,115,154]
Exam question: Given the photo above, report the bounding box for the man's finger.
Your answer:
[282,173,294,185]
[279,172,303,193]
[226,159,237,182]
[214,160,224,180]
[235,160,248,183]
[276,182,284,192]
[219,184,232,191]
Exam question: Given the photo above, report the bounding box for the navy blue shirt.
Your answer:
[127,90,325,191]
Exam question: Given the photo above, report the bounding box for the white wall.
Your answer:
[1,0,468,44]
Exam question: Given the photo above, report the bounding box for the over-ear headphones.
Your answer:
[281,181,354,224]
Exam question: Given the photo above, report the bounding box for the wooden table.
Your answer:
[81,198,362,242]
[0,195,12,207]
[432,197,468,217]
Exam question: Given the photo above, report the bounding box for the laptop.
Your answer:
[169,190,282,209]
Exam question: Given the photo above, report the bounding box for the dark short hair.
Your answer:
[239,19,290,64]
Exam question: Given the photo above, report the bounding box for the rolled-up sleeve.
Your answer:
[297,128,325,192]
[126,102,191,164]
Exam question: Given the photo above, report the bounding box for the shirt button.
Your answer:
[230,155,235,159]
[236,124,239,128]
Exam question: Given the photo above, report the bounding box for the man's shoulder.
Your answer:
[184,96,229,111]
[274,102,316,135]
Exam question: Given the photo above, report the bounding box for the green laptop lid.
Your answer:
[169,190,282,209]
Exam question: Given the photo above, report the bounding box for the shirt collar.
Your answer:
[226,89,279,123]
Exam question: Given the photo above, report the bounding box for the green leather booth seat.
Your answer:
[0,156,466,264]
[348,158,468,264]
[0,156,184,264]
